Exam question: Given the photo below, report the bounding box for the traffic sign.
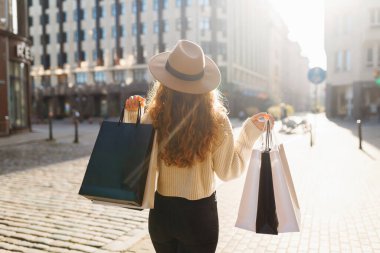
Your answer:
[308,67,326,85]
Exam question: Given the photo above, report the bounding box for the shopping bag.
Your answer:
[78,104,156,210]
[235,121,300,234]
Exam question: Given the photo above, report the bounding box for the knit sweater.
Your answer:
[141,114,262,200]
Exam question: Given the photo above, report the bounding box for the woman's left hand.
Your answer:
[250,113,275,131]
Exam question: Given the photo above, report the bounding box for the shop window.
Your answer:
[9,62,28,128]
[114,70,125,83]
[41,75,51,87]
[75,73,87,85]
[57,74,68,85]
[94,72,106,84]
[133,69,147,82]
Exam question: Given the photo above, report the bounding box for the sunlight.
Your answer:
[269,0,326,68]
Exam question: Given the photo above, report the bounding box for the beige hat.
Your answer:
[148,40,221,94]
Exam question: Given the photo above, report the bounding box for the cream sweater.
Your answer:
[142,114,262,200]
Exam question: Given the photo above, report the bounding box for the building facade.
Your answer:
[0,0,32,136]
[29,0,310,119]
[325,0,380,119]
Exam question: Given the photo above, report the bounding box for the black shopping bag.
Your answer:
[78,105,155,208]
[256,121,279,235]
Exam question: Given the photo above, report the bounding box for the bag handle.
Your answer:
[118,100,142,126]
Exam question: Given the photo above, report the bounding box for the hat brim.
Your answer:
[148,52,221,94]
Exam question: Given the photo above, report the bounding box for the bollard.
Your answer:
[309,124,313,147]
[48,114,54,141]
[74,111,80,144]
[357,119,362,150]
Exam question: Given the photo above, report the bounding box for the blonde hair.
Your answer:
[146,82,227,168]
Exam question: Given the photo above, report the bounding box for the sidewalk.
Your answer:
[127,114,380,252]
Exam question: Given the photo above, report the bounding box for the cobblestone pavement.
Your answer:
[127,114,380,252]
[1,115,380,253]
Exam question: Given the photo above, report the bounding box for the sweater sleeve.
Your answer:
[212,117,262,181]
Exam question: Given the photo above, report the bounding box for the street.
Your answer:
[0,114,380,252]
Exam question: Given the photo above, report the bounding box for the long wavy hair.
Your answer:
[146,82,227,168]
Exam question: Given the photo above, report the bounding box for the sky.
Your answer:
[269,0,326,69]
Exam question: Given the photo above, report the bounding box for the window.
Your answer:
[56,12,66,22]
[367,47,373,67]
[153,0,168,10]
[92,28,105,39]
[94,72,106,83]
[199,0,209,6]
[40,54,51,69]
[112,25,124,38]
[40,14,49,25]
[370,8,380,26]
[176,0,191,7]
[93,49,103,61]
[28,0,33,7]
[57,32,67,43]
[335,51,343,71]
[28,16,33,26]
[74,30,85,41]
[74,9,85,21]
[132,23,146,35]
[112,3,126,16]
[132,0,146,13]
[200,18,210,30]
[40,34,50,44]
[57,53,67,66]
[176,17,191,31]
[75,73,87,85]
[92,6,104,19]
[343,50,351,71]
[113,70,125,82]
[154,20,168,33]
[133,69,147,82]
[75,51,86,62]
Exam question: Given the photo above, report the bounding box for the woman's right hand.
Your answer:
[250,113,274,131]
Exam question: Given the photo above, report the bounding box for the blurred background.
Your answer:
[0,1,380,252]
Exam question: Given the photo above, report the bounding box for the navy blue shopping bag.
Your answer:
[79,105,155,208]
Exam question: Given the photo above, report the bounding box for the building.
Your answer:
[29,0,310,119]
[0,0,32,136]
[325,0,380,119]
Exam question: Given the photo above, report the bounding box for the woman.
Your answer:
[134,40,274,253]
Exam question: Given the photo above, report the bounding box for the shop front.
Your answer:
[0,32,32,136]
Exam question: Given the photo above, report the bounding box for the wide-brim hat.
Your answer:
[148,40,221,94]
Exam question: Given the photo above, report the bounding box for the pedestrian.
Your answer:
[128,40,274,253]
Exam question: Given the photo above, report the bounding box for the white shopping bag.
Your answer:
[235,144,300,233]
